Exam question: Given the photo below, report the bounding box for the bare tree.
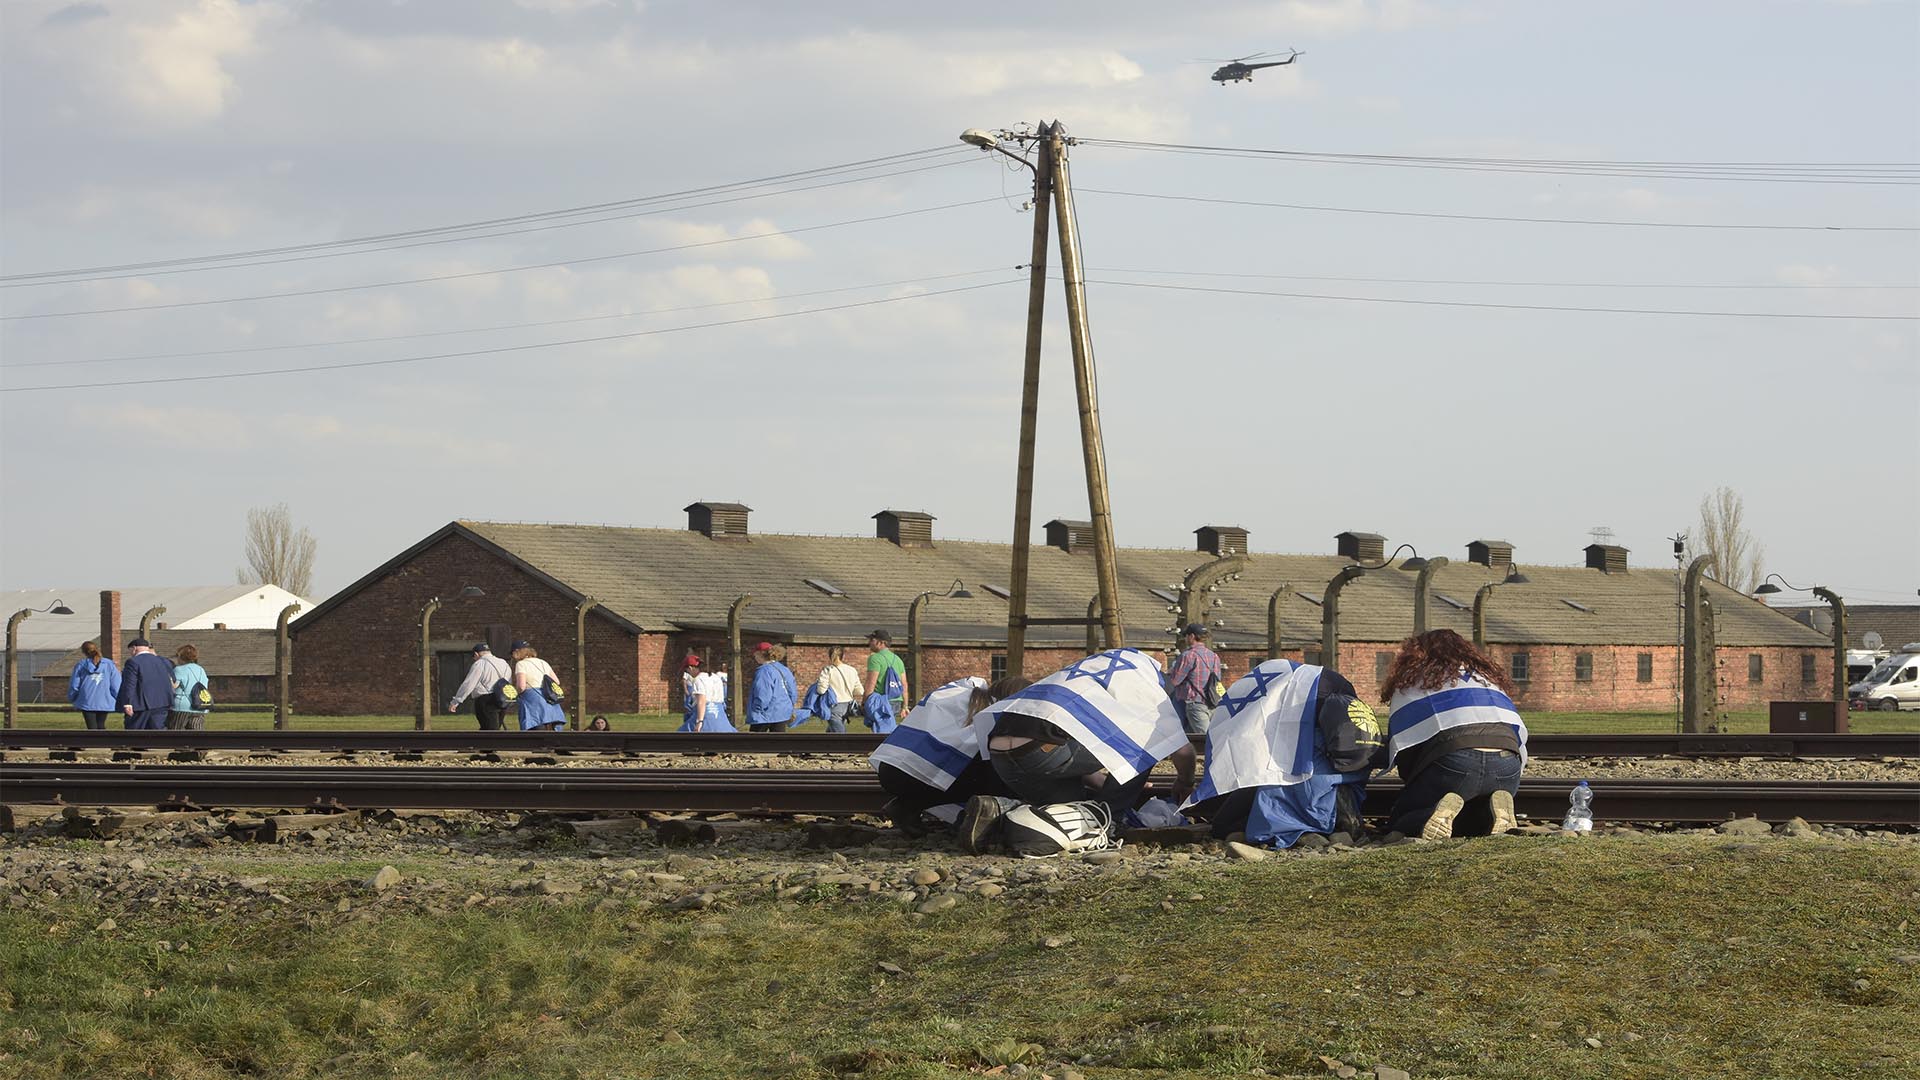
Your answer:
[1690,487,1765,594]
[238,504,317,597]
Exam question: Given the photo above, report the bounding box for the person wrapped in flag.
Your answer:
[1181,659,1385,849]
[964,648,1198,856]
[1379,629,1530,841]
[868,675,1029,836]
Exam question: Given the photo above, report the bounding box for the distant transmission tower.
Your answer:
[1589,525,1616,546]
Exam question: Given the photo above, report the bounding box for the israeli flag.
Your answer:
[1385,675,1529,768]
[869,677,987,791]
[980,649,1186,785]
[1183,659,1324,809]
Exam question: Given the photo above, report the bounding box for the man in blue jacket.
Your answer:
[115,638,174,730]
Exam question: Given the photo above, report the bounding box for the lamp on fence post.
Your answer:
[1322,545,1424,674]
[274,602,301,730]
[1471,565,1531,650]
[419,586,485,731]
[573,597,599,730]
[5,600,73,729]
[908,580,972,708]
[1754,575,1848,714]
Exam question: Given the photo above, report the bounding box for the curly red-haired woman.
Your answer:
[1379,629,1530,840]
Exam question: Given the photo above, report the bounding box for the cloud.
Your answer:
[42,2,110,28]
[122,0,272,120]
[632,218,810,261]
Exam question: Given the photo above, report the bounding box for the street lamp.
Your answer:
[909,580,974,703]
[420,586,485,731]
[1472,565,1531,650]
[1321,545,1421,673]
[5,600,74,728]
[1754,574,1848,712]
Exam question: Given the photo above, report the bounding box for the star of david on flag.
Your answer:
[1220,661,1293,717]
[1063,649,1136,692]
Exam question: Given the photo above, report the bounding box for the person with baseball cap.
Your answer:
[114,638,173,730]
[448,642,512,730]
[1168,623,1223,735]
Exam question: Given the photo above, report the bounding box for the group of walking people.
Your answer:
[867,627,1529,856]
[446,640,566,731]
[673,630,910,735]
[67,638,211,730]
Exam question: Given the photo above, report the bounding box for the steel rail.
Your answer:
[2,764,1914,825]
[3,729,1915,760]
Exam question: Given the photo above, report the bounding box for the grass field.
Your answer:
[1,835,1914,1078]
[15,707,1920,734]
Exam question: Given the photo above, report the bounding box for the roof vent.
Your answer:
[213,622,229,631]
[1584,543,1629,574]
[1336,531,1386,562]
[1195,525,1250,556]
[1466,539,1514,569]
[685,501,751,540]
[874,509,935,548]
[1044,519,1094,555]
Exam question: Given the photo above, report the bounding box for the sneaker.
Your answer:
[1419,792,1466,842]
[1004,800,1120,859]
[882,797,929,839]
[957,795,1011,854]
[1488,790,1518,835]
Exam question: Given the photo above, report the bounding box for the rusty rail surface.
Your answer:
[2,763,1914,825]
[4,729,1915,760]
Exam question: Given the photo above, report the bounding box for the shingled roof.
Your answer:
[35,629,276,679]
[332,521,1830,650]
[1784,604,1920,651]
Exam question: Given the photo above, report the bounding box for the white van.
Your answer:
[1850,645,1920,711]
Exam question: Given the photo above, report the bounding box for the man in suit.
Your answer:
[116,638,174,730]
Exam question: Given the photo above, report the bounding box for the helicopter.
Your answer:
[1199,49,1302,84]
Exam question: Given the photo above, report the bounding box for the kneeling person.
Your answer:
[1183,660,1384,848]
[869,675,1028,836]
[1379,629,1529,841]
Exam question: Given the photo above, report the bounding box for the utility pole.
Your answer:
[1003,123,1056,678]
[1047,123,1125,649]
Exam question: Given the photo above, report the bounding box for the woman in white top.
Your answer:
[510,640,565,731]
[813,646,865,733]
[680,665,734,733]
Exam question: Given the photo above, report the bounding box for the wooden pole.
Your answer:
[1048,123,1124,650]
[1004,124,1055,679]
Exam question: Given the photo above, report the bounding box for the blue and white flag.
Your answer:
[869,676,987,790]
[1385,674,1529,768]
[1184,659,1324,809]
[980,649,1186,785]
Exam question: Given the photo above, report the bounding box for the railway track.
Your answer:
[4,729,1915,760]
[3,763,1914,825]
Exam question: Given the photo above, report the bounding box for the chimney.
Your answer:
[1044,519,1095,554]
[100,590,122,663]
[873,509,935,548]
[1195,525,1250,557]
[684,501,751,541]
[1336,531,1386,562]
[1467,539,1514,569]
[213,622,229,631]
[1585,543,1630,574]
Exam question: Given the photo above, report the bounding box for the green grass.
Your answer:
[1,836,1915,1078]
[1524,709,1920,734]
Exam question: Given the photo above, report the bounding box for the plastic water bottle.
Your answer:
[1561,781,1594,833]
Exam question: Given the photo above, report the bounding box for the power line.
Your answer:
[1077,187,1919,232]
[3,268,1017,369]
[0,157,982,289]
[1,146,966,283]
[1077,139,1920,185]
[1,198,1002,321]
[1086,267,1920,290]
[1,280,1019,394]
[1083,278,1919,320]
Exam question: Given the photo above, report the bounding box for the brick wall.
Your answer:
[292,533,640,716]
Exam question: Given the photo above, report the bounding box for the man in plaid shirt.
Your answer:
[1168,623,1222,734]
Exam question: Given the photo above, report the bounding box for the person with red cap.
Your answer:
[679,654,731,733]
[680,654,703,730]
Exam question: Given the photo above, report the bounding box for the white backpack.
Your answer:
[1004,801,1120,859]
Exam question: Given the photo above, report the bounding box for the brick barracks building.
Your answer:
[289,503,1833,719]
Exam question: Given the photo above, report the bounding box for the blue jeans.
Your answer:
[824,702,850,734]
[1182,699,1211,735]
[990,739,1150,815]
[1387,748,1523,837]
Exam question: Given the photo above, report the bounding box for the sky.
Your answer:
[2,0,1916,608]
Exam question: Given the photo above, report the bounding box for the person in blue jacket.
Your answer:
[746,642,799,732]
[67,641,121,729]
[114,638,173,730]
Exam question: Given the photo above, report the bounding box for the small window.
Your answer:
[1510,652,1531,683]
[1147,587,1179,606]
[981,584,1011,600]
[1296,591,1323,606]
[1433,593,1467,611]
[248,676,271,701]
[990,653,1008,683]
[1800,653,1816,684]
[1575,653,1593,682]
[1374,651,1393,682]
[1637,653,1654,683]
[803,578,847,598]
[1560,598,1594,614]
[1747,654,1763,683]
